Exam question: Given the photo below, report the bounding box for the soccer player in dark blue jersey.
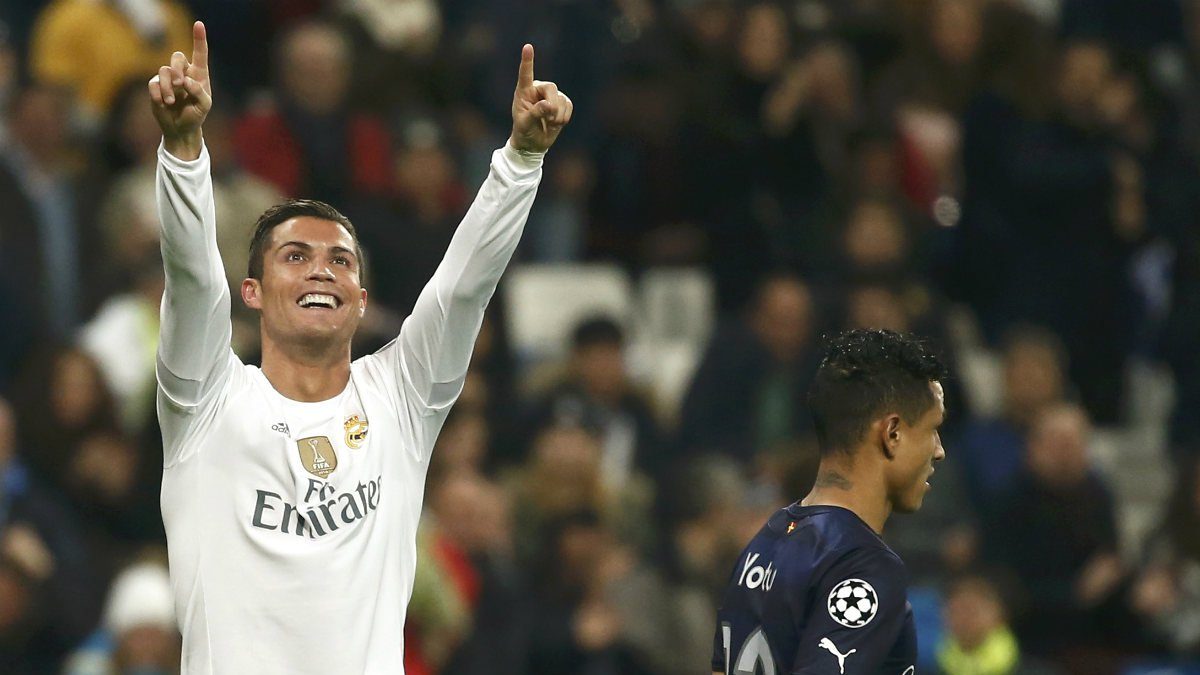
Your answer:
[713,329,947,675]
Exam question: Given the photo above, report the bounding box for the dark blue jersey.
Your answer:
[713,504,917,675]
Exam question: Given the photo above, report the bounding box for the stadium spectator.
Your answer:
[936,575,1023,675]
[28,0,192,131]
[680,273,818,465]
[959,20,1143,423]
[524,510,655,675]
[431,471,532,675]
[0,397,100,671]
[984,403,1133,667]
[64,558,180,675]
[0,83,92,339]
[956,326,1068,512]
[11,347,120,495]
[405,517,471,675]
[508,423,654,567]
[233,19,393,203]
[516,316,666,484]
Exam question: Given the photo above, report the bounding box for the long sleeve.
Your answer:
[155,140,234,429]
[791,548,910,674]
[385,144,542,417]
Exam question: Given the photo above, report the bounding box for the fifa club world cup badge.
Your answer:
[298,436,338,478]
[344,415,368,449]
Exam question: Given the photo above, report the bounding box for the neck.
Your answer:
[801,454,892,534]
[259,331,352,402]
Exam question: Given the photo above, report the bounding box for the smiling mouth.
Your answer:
[298,293,341,309]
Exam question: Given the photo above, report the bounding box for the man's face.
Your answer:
[1003,343,1062,421]
[574,342,626,403]
[1026,406,1090,490]
[752,279,813,363]
[242,217,366,352]
[281,28,349,116]
[887,381,946,513]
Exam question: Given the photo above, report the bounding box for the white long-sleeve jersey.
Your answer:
[155,140,541,675]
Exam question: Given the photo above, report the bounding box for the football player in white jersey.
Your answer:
[146,21,571,674]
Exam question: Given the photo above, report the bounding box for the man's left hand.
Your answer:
[509,44,572,154]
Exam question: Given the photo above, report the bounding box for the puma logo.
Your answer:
[818,637,857,674]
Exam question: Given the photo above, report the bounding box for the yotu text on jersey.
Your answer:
[738,552,777,592]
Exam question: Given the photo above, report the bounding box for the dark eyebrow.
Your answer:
[278,241,357,262]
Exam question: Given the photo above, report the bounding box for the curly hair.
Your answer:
[807,329,948,455]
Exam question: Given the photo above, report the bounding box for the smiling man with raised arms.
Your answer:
[148,21,571,674]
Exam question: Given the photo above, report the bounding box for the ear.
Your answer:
[241,278,263,310]
[881,414,901,460]
[358,288,368,318]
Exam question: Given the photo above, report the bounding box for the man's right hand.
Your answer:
[149,21,212,161]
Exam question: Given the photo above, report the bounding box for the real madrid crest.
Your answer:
[297,436,338,478]
[344,414,368,449]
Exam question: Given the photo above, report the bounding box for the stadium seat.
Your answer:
[636,268,715,348]
[502,264,633,363]
[628,340,703,424]
[954,347,1004,419]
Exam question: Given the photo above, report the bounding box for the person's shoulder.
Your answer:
[784,506,905,573]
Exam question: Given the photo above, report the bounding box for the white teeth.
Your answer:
[299,293,337,308]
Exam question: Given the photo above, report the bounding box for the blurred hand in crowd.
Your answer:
[1076,552,1125,607]
[1,523,55,581]
[573,599,622,652]
[1131,565,1178,616]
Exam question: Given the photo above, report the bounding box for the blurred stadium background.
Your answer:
[1,0,1200,673]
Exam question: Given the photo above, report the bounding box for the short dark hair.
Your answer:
[247,199,365,284]
[571,316,624,351]
[808,329,948,455]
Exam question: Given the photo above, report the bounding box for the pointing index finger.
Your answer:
[192,21,208,70]
[517,43,534,89]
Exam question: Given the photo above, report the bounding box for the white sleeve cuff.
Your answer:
[499,142,545,175]
[157,139,210,172]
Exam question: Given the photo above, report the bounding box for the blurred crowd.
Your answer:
[1,0,1200,674]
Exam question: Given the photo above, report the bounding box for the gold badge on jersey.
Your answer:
[297,436,338,478]
[344,414,368,449]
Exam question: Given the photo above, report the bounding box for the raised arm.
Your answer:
[389,45,573,414]
[149,23,232,432]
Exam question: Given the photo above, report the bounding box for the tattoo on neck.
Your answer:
[815,471,853,491]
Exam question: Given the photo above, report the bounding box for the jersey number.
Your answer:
[722,623,778,675]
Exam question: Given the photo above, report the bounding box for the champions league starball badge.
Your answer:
[827,579,879,628]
